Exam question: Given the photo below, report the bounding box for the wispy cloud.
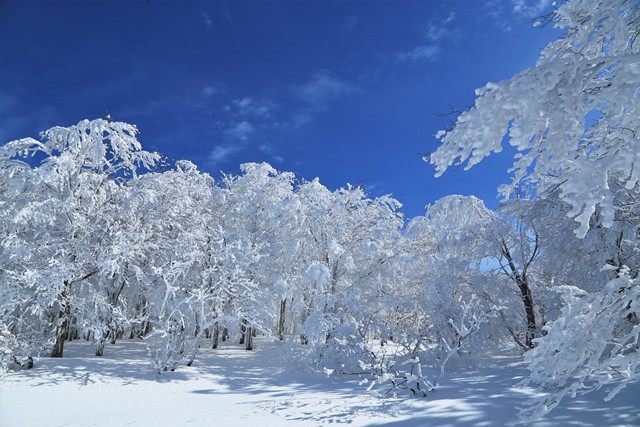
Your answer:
[286,71,358,127]
[511,0,554,17]
[209,144,242,165]
[217,97,275,147]
[200,4,232,28]
[293,71,357,105]
[258,143,285,164]
[207,71,356,166]
[481,0,551,33]
[480,0,514,32]
[221,97,276,149]
[425,12,455,42]
[344,15,358,31]
[202,83,225,97]
[223,120,254,141]
[224,97,274,118]
[202,12,213,28]
[395,11,457,64]
[258,143,273,153]
[210,96,281,166]
[205,121,250,167]
[397,45,440,63]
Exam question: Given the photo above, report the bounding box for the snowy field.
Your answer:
[1,340,638,427]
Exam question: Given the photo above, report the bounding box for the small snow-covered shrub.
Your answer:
[301,315,374,376]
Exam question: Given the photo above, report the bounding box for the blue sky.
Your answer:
[0,0,557,218]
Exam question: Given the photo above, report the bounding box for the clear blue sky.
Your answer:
[0,0,557,218]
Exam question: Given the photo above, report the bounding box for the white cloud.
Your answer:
[202,83,226,98]
[217,96,276,146]
[202,12,213,28]
[396,10,457,65]
[480,1,514,32]
[291,111,313,127]
[511,0,554,17]
[426,25,448,43]
[397,45,440,63]
[444,11,456,25]
[258,143,284,164]
[278,71,360,129]
[209,144,241,165]
[224,120,254,141]
[344,15,358,30]
[258,143,273,154]
[293,71,357,105]
[228,97,273,118]
[426,12,456,42]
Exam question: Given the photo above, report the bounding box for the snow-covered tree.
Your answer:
[429,0,639,416]
[221,162,304,347]
[431,0,639,238]
[0,118,159,363]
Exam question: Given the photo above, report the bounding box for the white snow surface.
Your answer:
[1,340,638,426]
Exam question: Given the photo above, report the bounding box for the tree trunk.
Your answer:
[95,336,105,356]
[245,326,253,350]
[140,320,151,338]
[239,320,246,345]
[517,274,537,349]
[278,299,286,341]
[51,281,71,358]
[186,335,203,367]
[51,325,66,358]
[501,240,538,349]
[211,323,219,349]
[194,312,200,338]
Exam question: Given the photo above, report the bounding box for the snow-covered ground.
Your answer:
[1,340,638,426]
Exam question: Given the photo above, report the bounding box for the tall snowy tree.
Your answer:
[429,0,639,416]
[0,119,159,360]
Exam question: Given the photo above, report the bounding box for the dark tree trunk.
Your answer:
[194,312,200,338]
[245,326,253,350]
[51,281,71,358]
[211,323,219,349]
[239,320,246,345]
[517,274,537,349]
[278,299,286,341]
[186,335,203,367]
[51,321,67,358]
[501,240,538,349]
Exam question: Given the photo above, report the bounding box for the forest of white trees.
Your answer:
[0,0,638,422]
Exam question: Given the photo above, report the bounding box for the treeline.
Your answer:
[0,119,636,397]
